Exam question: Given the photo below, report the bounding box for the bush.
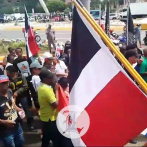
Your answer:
[10,42,25,48]
[0,40,49,55]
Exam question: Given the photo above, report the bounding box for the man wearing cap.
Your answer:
[0,75,25,147]
[58,47,69,67]
[27,61,42,110]
[6,65,35,131]
[38,69,61,147]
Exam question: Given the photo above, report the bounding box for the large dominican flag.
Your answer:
[69,6,147,146]
[25,7,40,57]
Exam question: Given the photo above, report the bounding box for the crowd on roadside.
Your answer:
[0,40,72,147]
[0,31,147,146]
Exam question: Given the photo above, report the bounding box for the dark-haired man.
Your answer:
[5,55,14,69]
[124,50,138,80]
[0,75,24,147]
[6,65,34,131]
[58,48,69,67]
[13,48,31,77]
[3,48,17,69]
[38,69,60,147]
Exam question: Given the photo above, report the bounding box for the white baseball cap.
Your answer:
[43,52,53,59]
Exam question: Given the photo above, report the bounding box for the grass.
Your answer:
[0,40,49,56]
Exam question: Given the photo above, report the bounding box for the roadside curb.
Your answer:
[3,26,72,31]
[2,25,125,31]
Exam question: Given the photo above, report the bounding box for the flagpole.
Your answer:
[126,6,129,45]
[126,0,130,45]
[73,0,147,94]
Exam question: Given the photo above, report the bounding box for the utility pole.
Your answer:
[80,0,90,12]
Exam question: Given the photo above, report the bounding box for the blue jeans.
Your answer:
[1,123,25,147]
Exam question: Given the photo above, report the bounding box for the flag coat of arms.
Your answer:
[69,6,147,146]
[55,43,61,59]
[25,7,40,57]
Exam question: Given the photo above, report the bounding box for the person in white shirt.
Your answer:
[53,57,68,80]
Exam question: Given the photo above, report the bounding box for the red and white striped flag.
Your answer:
[69,6,147,146]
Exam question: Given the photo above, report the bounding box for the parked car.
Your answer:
[109,13,119,20]
[17,17,25,22]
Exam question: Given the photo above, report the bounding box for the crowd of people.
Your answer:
[0,26,146,146]
[0,41,72,147]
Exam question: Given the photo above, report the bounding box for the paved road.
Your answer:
[0,30,71,43]
[0,30,146,45]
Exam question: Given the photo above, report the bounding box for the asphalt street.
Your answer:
[0,30,71,43]
[0,30,146,45]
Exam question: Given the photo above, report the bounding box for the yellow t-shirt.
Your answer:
[38,83,58,122]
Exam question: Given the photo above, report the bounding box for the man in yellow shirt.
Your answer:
[38,69,60,147]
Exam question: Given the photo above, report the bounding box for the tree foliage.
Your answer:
[0,0,67,14]
[46,0,66,12]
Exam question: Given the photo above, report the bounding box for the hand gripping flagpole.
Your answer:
[73,0,147,94]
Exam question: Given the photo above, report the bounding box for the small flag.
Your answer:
[24,7,40,58]
[127,5,136,45]
[69,5,147,146]
[105,0,110,37]
[58,84,69,111]
[55,43,61,58]
[58,84,71,124]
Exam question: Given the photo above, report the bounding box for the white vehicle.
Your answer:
[109,13,119,20]
[17,17,25,22]
[120,2,147,18]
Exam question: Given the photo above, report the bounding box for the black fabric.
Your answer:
[25,7,30,58]
[0,89,19,134]
[0,68,4,75]
[41,120,73,147]
[26,75,40,109]
[69,6,101,91]
[105,0,110,36]
[127,7,136,44]
[123,67,134,81]
[59,53,69,66]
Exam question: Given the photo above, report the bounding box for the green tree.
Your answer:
[46,0,66,12]
[66,2,72,9]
